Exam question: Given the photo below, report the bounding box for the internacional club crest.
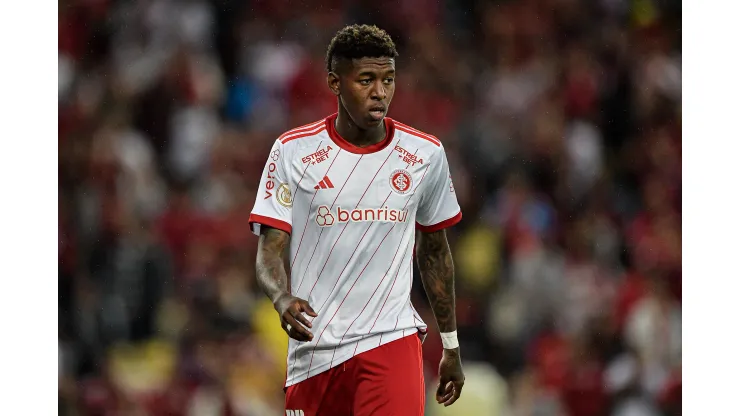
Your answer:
[389,169,413,194]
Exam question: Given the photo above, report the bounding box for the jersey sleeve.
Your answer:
[249,140,293,235]
[416,145,462,232]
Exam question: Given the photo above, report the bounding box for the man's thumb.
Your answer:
[436,381,447,397]
[301,300,318,316]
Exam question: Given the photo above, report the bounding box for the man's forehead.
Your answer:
[350,57,395,70]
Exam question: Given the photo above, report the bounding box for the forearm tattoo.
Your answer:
[256,227,291,303]
[416,230,457,333]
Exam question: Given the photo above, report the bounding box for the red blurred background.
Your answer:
[58,0,681,414]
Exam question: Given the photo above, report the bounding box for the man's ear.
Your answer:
[327,72,340,96]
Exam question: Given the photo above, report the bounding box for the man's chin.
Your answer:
[365,115,385,127]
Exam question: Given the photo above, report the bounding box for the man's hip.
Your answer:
[285,332,425,416]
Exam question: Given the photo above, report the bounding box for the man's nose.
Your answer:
[371,81,386,100]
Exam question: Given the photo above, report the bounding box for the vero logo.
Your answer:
[286,411,305,416]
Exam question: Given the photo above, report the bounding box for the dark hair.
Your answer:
[325,24,398,72]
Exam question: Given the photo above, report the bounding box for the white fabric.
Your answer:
[440,331,459,350]
[250,115,461,387]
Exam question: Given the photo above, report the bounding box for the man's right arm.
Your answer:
[255,227,291,303]
[256,226,317,341]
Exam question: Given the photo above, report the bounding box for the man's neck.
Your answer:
[335,110,386,148]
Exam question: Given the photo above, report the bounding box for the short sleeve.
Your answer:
[416,145,462,232]
[249,141,293,235]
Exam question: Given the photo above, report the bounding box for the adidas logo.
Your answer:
[314,176,335,190]
[286,411,304,416]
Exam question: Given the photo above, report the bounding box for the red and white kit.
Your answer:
[249,113,461,390]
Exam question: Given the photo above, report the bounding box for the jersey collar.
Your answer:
[325,113,395,155]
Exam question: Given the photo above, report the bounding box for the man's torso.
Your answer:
[250,114,460,386]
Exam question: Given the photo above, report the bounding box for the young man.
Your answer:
[249,24,464,415]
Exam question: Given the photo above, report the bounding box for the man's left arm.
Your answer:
[415,142,464,406]
[416,228,465,407]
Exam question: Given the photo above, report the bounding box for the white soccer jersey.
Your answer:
[249,113,462,387]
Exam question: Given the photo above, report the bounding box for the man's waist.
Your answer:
[297,321,426,350]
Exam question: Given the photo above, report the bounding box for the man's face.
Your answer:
[329,57,396,130]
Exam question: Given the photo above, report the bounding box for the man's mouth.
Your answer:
[369,106,386,120]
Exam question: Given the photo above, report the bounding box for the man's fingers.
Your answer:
[443,382,463,406]
[289,326,311,341]
[436,381,453,402]
[443,382,454,402]
[293,310,313,328]
[288,326,311,342]
[435,381,447,400]
[284,314,313,341]
[436,380,464,406]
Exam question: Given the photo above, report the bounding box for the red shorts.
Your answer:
[284,333,425,416]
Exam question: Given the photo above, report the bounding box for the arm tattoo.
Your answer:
[416,229,457,333]
[256,227,291,303]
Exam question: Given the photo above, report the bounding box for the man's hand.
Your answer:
[436,348,465,406]
[274,293,318,342]
[256,227,318,342]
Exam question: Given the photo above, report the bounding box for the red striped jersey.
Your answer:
[249,113,462,387]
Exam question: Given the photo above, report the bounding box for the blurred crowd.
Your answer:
[58,0,681,415]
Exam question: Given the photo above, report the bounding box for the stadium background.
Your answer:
[58,0,681,414]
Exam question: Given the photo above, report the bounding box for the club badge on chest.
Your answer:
[389,169,413,194]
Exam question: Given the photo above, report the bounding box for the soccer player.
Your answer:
[249,24,464,415]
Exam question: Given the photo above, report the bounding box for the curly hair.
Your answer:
[325,24,398,73]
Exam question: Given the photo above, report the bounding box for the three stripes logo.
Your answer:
[314,176,334,190]
[286,411,305,416]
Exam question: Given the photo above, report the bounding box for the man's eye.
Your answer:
[360,79,371,85]
[384,78,394,84]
